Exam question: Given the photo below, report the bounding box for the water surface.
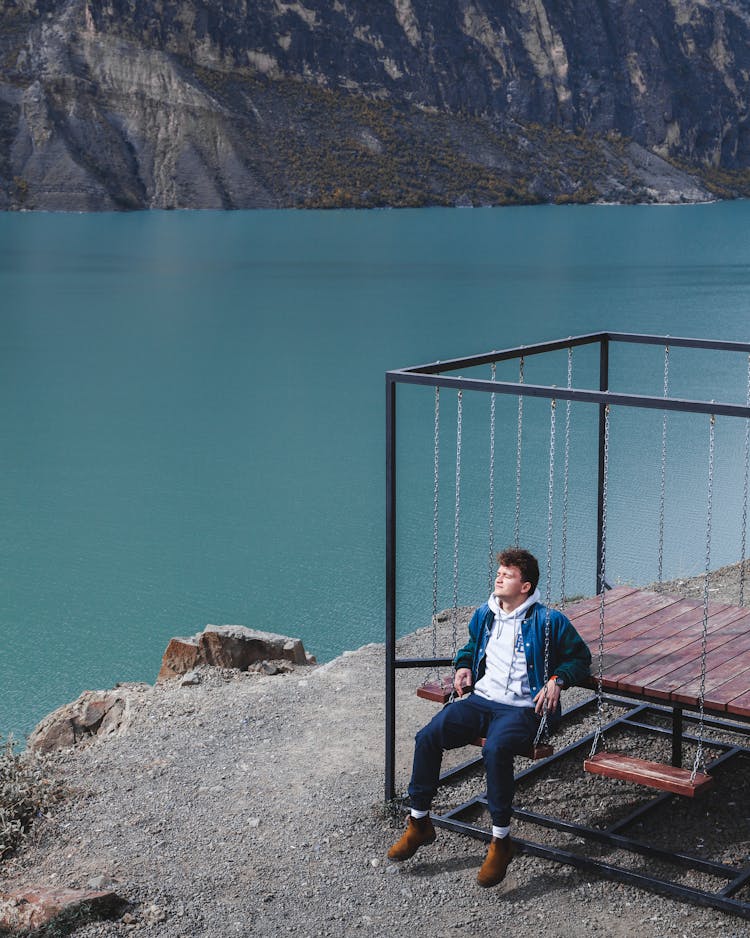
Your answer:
[2,203,750,739]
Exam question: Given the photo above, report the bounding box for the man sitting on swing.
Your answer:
[387,547,591,887]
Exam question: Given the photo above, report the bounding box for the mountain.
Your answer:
[2,0,750,210]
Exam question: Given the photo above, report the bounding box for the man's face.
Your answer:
[494,564,532,604]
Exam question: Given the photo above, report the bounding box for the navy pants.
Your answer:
[408,694,542,827]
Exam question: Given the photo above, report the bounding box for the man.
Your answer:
[387,547,591,887]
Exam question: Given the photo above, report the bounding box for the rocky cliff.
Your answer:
[3,0,750,210]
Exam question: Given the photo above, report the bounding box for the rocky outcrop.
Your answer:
[26,688,137,754]
[157,625,316,682]
[2,0,750,209]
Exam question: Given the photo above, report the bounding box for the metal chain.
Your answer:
[657,345,670,584]
[560,347,572,607]
[590,404,610,758]
[534,398,556,746]
[740,355,750,606]
[514,356,525,547]
[451,389,463,663]
[692,413,715,782]
[488,363,497,592]
[430,387,441,678]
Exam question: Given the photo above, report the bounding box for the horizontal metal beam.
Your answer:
[397,332,750,378]
[387,371,750,419]
[395,656,453,669]
[607,333,750,354]
[399,333,605,375]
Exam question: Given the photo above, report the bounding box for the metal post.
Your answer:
[385,375,397,802]
[596,336,610,593]
[672,706,683,767]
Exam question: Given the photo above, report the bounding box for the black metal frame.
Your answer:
[385,331,750,919]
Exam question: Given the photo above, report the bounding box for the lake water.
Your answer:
[2,203,750,740]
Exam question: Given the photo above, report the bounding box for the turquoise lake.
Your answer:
[2,203,750,740]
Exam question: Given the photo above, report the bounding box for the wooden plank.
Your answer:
[583,752,714,797]
[597,598,705,652]
[727,687,750,718]
[572,591,686,645]
[705,668,750,716]
[668,631,750,708]
[648,620,750,704]
[591,602,712,674]
[564,586,639,621]
[416,677,454,703]
[614,610,750,697]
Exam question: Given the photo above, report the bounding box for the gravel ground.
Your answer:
[3,565,750,937]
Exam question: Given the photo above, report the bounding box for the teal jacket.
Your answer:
[453,601,591,713]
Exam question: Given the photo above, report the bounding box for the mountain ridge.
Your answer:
[2,0,750,210]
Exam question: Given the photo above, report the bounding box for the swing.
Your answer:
[582,396,715,798]
[417,357,573,763]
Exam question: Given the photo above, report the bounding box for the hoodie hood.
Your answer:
[488,587,540,621]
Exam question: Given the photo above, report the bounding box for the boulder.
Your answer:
[156,636,201,682]
[27,690,132,754]
[0,886,124,933]
[156,625,314,682]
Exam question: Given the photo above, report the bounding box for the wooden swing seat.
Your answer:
[416,678,454,703]
[583,751,714,798]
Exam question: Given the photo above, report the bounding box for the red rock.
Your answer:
[156,636,200,682]
[0,886,123,933]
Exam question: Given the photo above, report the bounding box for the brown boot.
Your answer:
[387,815,436,861]
[477,835,515,887]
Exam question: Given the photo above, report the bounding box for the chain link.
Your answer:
[657,345,670,584]
[534,398,556,746]
[514,356,525,547]
[740,355,750,606]
[451,389,463,662]
[590,404,610,758]
[692,413,715,782]
[488,362,497,591]
[430,387,440,675]
[560,347,572,607]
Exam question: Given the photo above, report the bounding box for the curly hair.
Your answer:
[496,548,540,593]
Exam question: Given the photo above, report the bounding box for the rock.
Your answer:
[157,625,312,681]
[157,637,200,682]
[27,690,132,753]
[0,886,124,933]
[180,670,201,687]
[202,626,307,667]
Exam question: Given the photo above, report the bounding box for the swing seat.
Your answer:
[472,738,554,760]
[583,751,714,798]
[416,677,454,703]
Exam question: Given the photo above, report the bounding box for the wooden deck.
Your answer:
[566,586,750,720]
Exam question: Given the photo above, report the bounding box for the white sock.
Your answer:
[411,809,429,819]
[492,825,510,839]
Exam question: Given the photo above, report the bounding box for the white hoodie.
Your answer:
[473,588,540,707]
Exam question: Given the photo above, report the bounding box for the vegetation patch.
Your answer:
[0,736,59,860]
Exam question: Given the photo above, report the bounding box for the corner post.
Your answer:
[596,336,610,594]
[385,374,397,801]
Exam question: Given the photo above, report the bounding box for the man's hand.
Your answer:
[453,668,473,697]
[533,677,561,715]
